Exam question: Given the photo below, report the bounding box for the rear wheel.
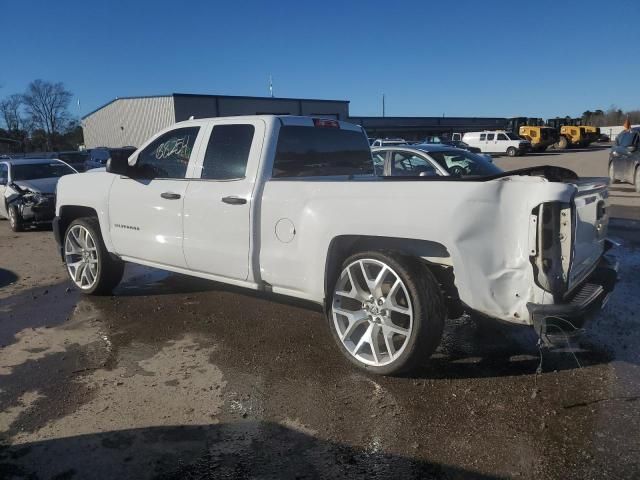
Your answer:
[506,147,517,157]
[328,251,445,376]
[64,217,124,295]
[8,205,24,232]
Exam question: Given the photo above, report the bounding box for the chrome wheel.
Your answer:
[332,259,413,367]
[65,225,99,289]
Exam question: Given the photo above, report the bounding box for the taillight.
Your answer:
[530,201,573,298]
[313,118,340,129]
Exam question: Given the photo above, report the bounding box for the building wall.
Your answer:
[173,94,349,121]
[597,124,640,142]
[82,96,175,148]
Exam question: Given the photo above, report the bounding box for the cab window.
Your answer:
[497,133,509,140]
[135,127,200,179]
[372,152,386,175]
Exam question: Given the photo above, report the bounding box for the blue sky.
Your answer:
[2,0,638,119]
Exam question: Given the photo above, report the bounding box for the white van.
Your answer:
[462,130,530,157]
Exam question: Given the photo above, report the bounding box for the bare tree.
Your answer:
[0,94,24,130]
[22,79,72,149]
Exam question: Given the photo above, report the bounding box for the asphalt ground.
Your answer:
[1,145,639,479]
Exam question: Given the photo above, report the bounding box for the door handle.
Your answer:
[160,192,181,200]
[222,196,247,205]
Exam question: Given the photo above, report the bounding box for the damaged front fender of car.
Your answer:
[6,183,56,224]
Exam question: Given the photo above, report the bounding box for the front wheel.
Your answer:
[8,205,24,232]
[328,251,445,376]
[506,147,517,157]
[64,217,124,295]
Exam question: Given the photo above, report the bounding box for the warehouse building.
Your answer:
[82,93,350,148]
[82,92,511,148]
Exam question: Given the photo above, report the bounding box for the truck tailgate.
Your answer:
[569,177,609,290]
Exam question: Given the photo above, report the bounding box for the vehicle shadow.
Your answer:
[0,268,18,288]
[0,423,505,480]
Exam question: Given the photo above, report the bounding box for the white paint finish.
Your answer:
[57,115,610,327]
[182,119,266,280]
[108,178,189,268]
[259,175,573,323]
[462,130,528,154]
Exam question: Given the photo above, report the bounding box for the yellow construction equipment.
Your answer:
[518,126,558,152]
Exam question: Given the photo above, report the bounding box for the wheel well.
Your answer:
[324,235,462,317]
[57,205,98,238]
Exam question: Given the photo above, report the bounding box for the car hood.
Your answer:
[12,177,59,194]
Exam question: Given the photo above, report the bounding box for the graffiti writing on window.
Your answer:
[155,136,192,160]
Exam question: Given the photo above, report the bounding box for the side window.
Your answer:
[487,133,495,141]
[201,124,255,180]
[372,152,386,175]
[497,133,509,140]
[391,152,438,176]
[480,134,486,141]
[136,127,200,179]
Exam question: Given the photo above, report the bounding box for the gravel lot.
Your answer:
[1,145,639,479]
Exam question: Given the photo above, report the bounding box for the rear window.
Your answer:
[273,126,373,178]
[12,162,76,180]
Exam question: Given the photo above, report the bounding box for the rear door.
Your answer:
[109,126,203,268]
[182,119,265,280]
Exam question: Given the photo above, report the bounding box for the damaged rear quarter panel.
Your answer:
[260,175,575,324]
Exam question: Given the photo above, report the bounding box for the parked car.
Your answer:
[372,144,502,177]
[54,115,616,376]
[85,147,136,170]
[609,127,640,192]
[0,158,77,231]
[462,130,531,157]
[23,151,89,172]
[370,138,408,147]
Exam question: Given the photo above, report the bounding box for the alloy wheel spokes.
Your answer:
[65,225,99,289]
[332,258,413,367]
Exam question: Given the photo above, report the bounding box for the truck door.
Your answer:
[182,119,265,281]
[108,126,204,268]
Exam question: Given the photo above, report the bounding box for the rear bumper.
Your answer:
[528,254,618,337]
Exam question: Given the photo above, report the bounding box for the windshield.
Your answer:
[12,162,76,181]
[616,131,639,147]
[505,132,521,140]
[425,150,502,177]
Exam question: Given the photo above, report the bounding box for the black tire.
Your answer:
[8,205,24,232]
[609,162,618,184]
[63,216,124,295]
[327,250,445,376]
[555,136,568,150]
[506,147,517,157]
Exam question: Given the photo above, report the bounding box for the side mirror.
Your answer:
[106,155,131,176]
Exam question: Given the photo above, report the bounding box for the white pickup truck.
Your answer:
[53,116,617,375]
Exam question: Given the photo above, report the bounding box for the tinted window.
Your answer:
[273,126,372,177]
[391,152,438,176]
[201,124,255,180]
[480,134,486,141]
[487,133,495,141]
[498,133,509,140]
[91,149,111,164]
[426,150,502,177]
[135,127,199,179]
[0,164,7,184]
[617,131,639,147]
[11,162,76,180]
[506,132,521,140]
